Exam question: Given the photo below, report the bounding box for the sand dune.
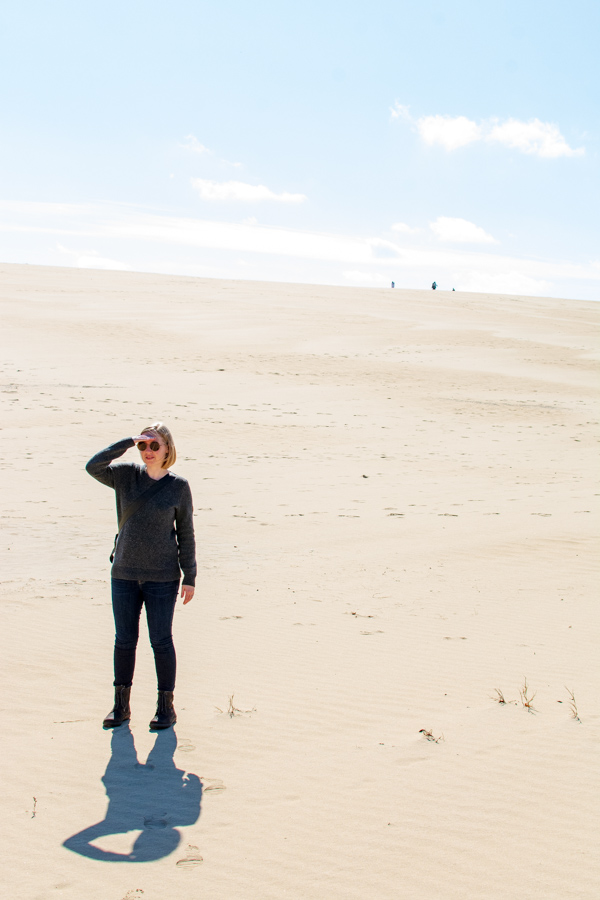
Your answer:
[1,263,599,899]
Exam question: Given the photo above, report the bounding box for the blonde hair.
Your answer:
[142,421,176,469]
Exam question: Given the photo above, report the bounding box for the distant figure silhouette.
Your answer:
[391,281,395,289]
[431,281,437,290]
[63,725,201,862]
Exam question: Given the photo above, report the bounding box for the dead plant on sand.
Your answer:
[565,687,582,723]
[519,678,536,713]
[215,694,256,718]
[491,688,518,705]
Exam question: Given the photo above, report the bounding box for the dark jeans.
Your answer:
[111,579,180,692]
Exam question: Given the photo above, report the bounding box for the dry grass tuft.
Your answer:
[419,728,444,743]
[215,694,256,718]
[565,687,582,723]
[491,688,517,705]
[519,677,537,713]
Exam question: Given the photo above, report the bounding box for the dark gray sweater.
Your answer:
[86,438,197,586]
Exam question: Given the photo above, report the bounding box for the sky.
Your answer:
[0,0,598,299]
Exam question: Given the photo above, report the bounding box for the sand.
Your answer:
[1,263,599,900]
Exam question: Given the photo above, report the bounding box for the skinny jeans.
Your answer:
[111,578,179,691]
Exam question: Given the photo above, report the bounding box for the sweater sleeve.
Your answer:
[85,438,135,487]
[175,480,197,587]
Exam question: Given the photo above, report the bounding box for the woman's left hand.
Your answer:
[181,584,195,605]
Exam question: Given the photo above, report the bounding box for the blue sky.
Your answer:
[1,0,598,298]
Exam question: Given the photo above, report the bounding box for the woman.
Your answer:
[86,422,196,730]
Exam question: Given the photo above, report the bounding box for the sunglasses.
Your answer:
[137,440,163,452]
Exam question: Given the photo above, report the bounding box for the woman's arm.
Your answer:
[85,438,136,487]
[175,481,197,602]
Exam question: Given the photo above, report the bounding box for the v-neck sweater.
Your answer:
[86,438,197,586]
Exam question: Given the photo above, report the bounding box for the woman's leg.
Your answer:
[111,579,143,687]
[142,581,179,691]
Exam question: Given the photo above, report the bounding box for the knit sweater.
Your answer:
[86,438,197,586]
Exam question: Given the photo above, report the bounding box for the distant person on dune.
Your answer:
[86,422,196,731]
[431,281,437,290]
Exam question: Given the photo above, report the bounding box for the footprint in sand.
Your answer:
[202,778,226,794]
[177,738,196,753]
[176,844,203,869]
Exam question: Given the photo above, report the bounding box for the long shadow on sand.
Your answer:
[63,724,202,862]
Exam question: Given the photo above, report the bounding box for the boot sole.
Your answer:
[102,715,131,729]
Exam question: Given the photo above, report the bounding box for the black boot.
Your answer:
[150,690,177,730]
[103,685,131,728]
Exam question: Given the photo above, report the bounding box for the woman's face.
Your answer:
[138,435,169,468]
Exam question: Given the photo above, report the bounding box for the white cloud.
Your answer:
[76,255,131,271]
[455,271,551,295]
[389,102,412,121]
[417,115,482,151]
[368,237,402,258]
[487,118,584,158]
[343,270,391,286]
[430,217,497,244]
[1,200,599,300]
[392,103,584,158]
[55,240,131,271]
[111,212,364,261]
[191,179,307,203]
[391,222,421,234]
[180,135,210,154]
[179,135,242,167]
